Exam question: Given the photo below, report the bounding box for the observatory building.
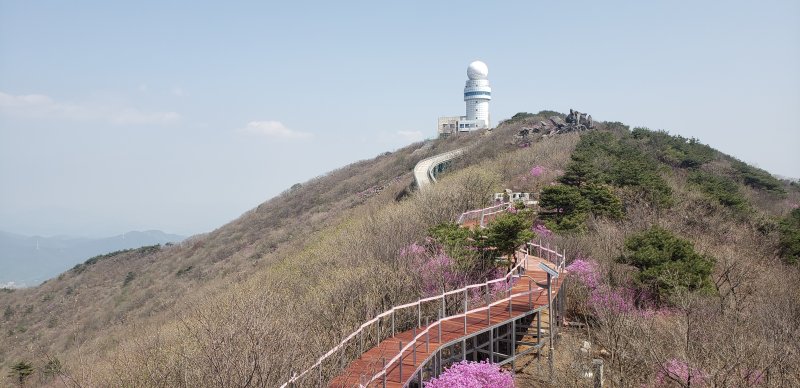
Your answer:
[437,60,492,137]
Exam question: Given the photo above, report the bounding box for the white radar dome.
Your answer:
[467,60,489,80]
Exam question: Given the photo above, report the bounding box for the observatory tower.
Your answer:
[436,60,492,136]
[464,60,491,128]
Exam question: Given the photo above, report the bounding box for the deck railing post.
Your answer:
[360,331,364,356]
[382,358,387,388]
[437,311,442,343]
[391,310,395,337]
[593,359,604,388]
[536,311,542,364]
[508,278,513,315]
[398,341,403,382]
[418,304,421,328]
[413,327,417,367]
[463,289,468,335]
[486,285,491,323]
[528,279,533,309]
[425,317,430,353]
[511,319,517,370]
[441,294,446,318]
[489,327,494,363]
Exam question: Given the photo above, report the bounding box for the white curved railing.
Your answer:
[413,148,467,189]
[280,240,566,388]
[456,202,513,227]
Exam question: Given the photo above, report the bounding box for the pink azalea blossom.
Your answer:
[530,165,545,177]
[566,259,600,289]
[590,286,634,314]
[400,243,465,296]
[425,360,514,388]
[532,224,553,239]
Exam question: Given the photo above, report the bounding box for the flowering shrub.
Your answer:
[531,223,553,240]
[565,259,600,289]
[399,242,426,257]
[425,360,514,388]
[566,259,638,315]
[400,243,465,296]
[655,359,708,386]
[419,251,464,296]
[589,286,634,314]
[489,269,517,296]
[530,165,545,177]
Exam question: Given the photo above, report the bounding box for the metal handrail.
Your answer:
[413,148,468,189]
[361,276,543,387]
[280,240,567,388]
[427,148,467,184]
[455,202,512,224]
[398,273,548,387]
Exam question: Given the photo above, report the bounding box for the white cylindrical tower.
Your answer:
[464,60,491,127]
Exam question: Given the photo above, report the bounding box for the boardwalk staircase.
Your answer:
[281,204,568,388]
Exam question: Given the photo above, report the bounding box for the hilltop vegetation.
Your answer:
[1,110,798,387]
[0,230,185,287]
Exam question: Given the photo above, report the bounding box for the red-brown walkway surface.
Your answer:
[329,255,564,387]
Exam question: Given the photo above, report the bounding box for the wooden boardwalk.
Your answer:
[329,255,564,387]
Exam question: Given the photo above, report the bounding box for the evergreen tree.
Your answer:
[8,361,34,387]
[619,226,714,303]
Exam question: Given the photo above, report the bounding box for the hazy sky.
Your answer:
[1,1,798,237]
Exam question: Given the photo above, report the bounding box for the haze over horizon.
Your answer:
[1,0,798,238]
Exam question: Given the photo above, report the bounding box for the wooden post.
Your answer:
[528,279,533,309]
[489,327,494,363]
[398,341,403,382]
[463,289,468,335]
[593,359,604,388]
[425,317,430,353]
[382,358,387,388]
[413,327,417,366]
[437,311,442,343]
[511,319,517,371]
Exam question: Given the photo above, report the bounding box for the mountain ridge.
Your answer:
[1,110,797,386]
[0,230,185,287]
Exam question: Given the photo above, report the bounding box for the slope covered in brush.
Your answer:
[2,110,798,387]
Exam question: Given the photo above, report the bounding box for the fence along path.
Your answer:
[412,148,467,190]
[280,205,567,388]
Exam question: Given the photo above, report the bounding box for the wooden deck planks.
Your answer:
[329,256,564,387]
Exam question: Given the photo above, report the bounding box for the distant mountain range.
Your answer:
[0,230,185,287]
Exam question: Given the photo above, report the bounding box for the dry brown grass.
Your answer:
[2,120,797,387]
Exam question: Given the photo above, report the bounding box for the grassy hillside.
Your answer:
[0,230,185,287]
[2,111,798,387]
